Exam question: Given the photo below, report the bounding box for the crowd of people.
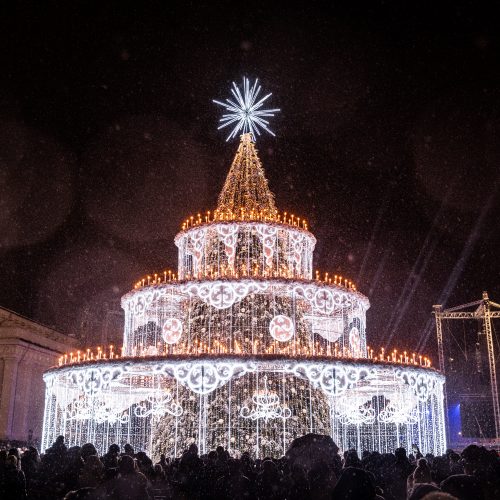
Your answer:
[0,434,499,500]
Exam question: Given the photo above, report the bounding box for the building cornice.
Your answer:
[0,306,80,351]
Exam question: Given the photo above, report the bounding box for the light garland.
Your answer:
[57,347,432,369]
[181,210,309,231]
[133,272,356,291]
[315,271,356,290]
[134,271,177,289]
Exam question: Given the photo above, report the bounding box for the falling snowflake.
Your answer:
[213,77,280,141]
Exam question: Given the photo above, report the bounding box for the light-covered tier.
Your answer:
[175,221,316,280]
[41,356,446,459]
[121,278,369,358]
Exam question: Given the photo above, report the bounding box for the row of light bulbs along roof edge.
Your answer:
[180,209,308,232]
[133,270,356,291]
[57,345,432,368]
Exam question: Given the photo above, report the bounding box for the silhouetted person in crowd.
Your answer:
[412,444,424,460]
[63,486,96,500]
[344,449,362,468]
[101,444,120,479]
[218,457,251,499]
[80,443,97,463]
[448,451,463,475]
[1,455,27,500]
[8,448,21,465]
[107,454,151,500]
[460,444,500,499]
[136,450,155,480]
[19,446,40,498]
[123,443,135,457]
[172,443,203,498]
[332,466,383,500]
[386,447,414,500]
[198,449,223,500]
[440,473,483,500]
[407,483,441,500]
[150,463,166,483]
[78,454,104,488]
[38,436,70,498]
[21,446,40,478]
[47,435,67,457]
[157,453,168,471]
[240,451,257,483]
[408,458,433,494]
[286,463,309,500]
[308,461,337,499]
[62,446,83,492]
[256,459,282,500]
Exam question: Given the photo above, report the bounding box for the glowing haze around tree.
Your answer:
[213,77,280,141]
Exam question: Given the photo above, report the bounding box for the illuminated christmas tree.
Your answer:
[42,78,447,459]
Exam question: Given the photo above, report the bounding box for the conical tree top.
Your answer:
[216,133,278,220]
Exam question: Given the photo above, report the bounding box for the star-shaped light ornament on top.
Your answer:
[213,77,280,141]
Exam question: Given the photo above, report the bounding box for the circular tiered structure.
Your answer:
[42,134,446,458]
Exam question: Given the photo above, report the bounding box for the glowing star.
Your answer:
[213,77,280,141]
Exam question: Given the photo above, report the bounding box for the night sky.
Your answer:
[1,1,499,360]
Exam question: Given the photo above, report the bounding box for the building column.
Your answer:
[0,353,21,440]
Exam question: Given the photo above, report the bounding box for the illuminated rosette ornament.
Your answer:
[161,318,183,344]
[348,318,362,357]
[269,314,294,342]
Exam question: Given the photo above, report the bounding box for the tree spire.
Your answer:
[216,133,277,219]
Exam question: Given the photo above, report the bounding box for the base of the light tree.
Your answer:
[42,355,446,458]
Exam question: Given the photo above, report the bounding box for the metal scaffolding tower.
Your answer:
[433,292,500,439]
